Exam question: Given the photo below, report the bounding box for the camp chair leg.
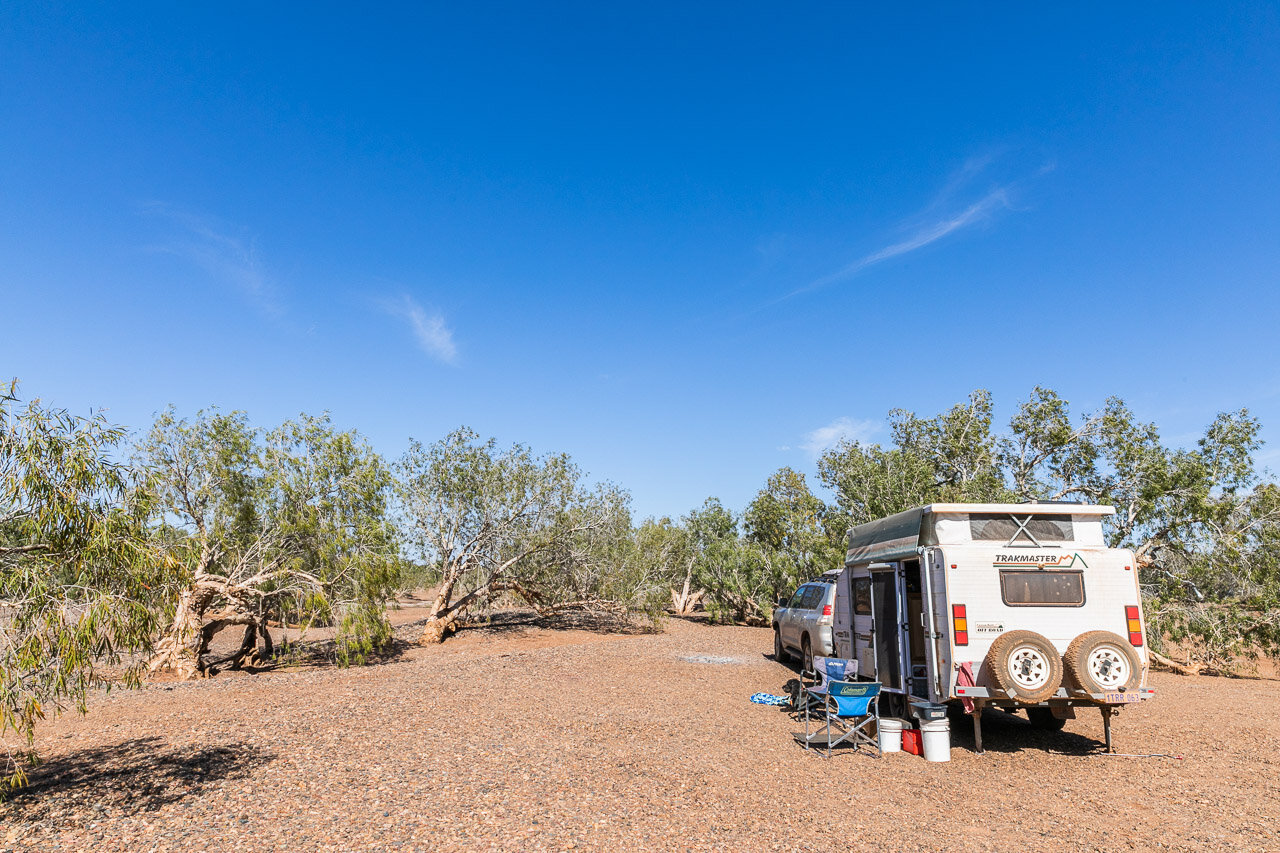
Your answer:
[825,698,834,758]
[803,693,812,750]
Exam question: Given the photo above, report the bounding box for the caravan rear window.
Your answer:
[853,578,871,615]
[999,569,1085,607]
[971,513,1073,544]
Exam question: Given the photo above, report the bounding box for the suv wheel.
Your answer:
[801,635,813,673]
[774,628,787,662]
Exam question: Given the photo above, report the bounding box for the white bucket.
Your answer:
[878,717,904,753]
[921,718,951,762]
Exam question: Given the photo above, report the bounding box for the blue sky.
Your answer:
[3,3,1279,520]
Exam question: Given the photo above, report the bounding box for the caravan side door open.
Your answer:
[869,565,901,692]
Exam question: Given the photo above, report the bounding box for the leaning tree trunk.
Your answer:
[421,611,461,644]
[418,550,542,644]
[420,588,468,644]
[670,559,705,616]
[1149,649,1205,675]
[149,570,275,678]
[420,571,464,644]
[148,581,219,679]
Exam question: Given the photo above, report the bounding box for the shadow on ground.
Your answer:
[946,706,1107,756]
[258,635,418,671]
[453,608,663,637]
[1,737,274,823]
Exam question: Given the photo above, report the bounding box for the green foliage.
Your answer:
[334,551,405,667]
[1143,480,1280,670]
[136,407,400,668]
[743,467,844,578]
[819,391,1012,528]
[396,427,653,632]
[1,382,170,796]
[261,413,401,628]
[681,498,791,625]
[624,517,692,619]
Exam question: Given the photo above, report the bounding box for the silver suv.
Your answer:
[772,574,837,671]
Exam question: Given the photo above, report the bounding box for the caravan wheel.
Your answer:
[1064,631,1142,694]
[986,630,1063,704]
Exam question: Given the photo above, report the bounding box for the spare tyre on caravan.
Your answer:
[829,502,1153,752]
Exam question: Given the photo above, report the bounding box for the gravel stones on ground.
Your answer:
[3,615,1279,852]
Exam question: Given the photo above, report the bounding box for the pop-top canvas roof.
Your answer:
[845,507,928,565]
[843,503,1116,565]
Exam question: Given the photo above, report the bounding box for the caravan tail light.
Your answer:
[821,604,832,617]
[952,604,968,646]
[1125,605,1143,647]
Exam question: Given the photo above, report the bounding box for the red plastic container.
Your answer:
[902,728,923,755]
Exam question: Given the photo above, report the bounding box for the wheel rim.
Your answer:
[1008,645,1052,691]
[1086,645,1131,689]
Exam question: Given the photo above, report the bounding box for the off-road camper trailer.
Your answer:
[830,503,1154,751]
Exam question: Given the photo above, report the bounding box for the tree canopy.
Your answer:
[1,382,167,793]
[139,408,401,677]
[396,427,644,642]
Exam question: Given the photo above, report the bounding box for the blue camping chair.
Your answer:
[796,655,853,717]
[798,658,881,758]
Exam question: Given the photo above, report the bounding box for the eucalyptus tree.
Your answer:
[674,498,779,625]
[396,427,635,642]
[818,390,1010,528]
[744,467,844,581]
[141,408,399,677]
[889,389,1008,502]
[1,382,167,794]
[518,479,668,617]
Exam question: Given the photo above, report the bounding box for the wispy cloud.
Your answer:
[769,154,1057,304]
[800,417,880,457]
[141,204,281,314]
[388,295,458,365]
[792,185,1013,298]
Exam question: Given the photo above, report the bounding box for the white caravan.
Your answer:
[830,502,1154,751]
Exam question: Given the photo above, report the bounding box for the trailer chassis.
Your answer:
[955,686,1156,753]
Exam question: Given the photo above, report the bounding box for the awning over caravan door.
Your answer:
[845,507,926,565]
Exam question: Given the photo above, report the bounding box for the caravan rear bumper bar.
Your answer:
[954,686,1156,704]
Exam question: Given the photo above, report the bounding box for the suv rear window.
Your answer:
[798,585,825,610]
[999,569,1085,607]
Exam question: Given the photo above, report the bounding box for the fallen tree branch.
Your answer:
[1148,649,1205,676]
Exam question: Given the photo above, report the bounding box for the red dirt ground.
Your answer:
[3,608,1278,852]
